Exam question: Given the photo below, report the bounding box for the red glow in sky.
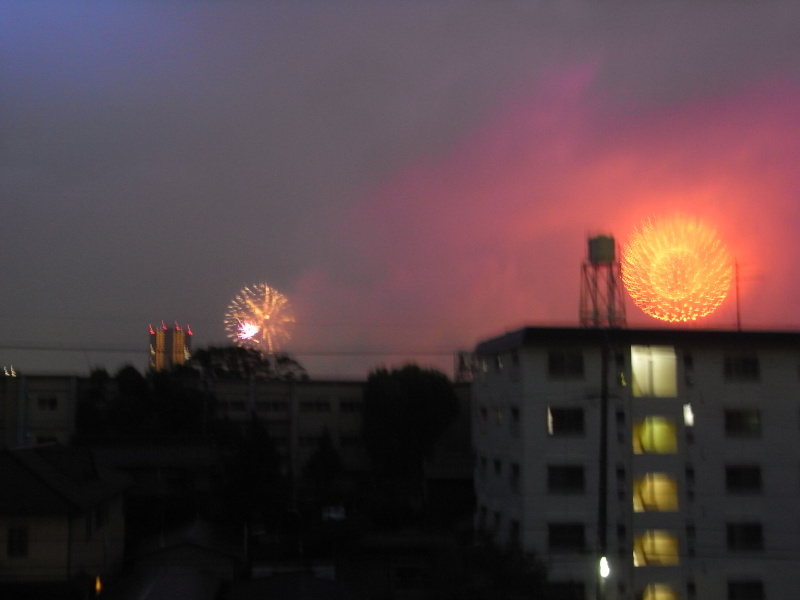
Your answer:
[3,4,800,377]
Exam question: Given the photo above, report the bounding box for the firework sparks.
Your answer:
[622,214,733,322]
[224,283,295,353]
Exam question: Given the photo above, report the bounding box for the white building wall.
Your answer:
[473,328,800,600]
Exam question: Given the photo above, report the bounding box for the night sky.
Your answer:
[3,2,800,377]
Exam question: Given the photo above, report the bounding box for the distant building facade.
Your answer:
[213,379,370,477]
[0,375,78,448]
[472,326,800,600]
[212,378,472,487]
[149,322,192,371]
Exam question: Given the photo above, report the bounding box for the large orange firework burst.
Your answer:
[621,215,733,322]
[224,283,295,353]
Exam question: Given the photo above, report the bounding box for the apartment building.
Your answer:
[472,326,800,600]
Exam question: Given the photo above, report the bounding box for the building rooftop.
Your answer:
[475,325,800,354]
[0,444,129,516]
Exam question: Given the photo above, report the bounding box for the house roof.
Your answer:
[0,444,129,516]
[475,326,800,354]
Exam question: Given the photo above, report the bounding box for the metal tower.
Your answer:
[580,235,626,328]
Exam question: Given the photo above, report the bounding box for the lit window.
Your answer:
[633,417,677,454]
[633,530,679,566]
[683,403,694,427]
[642,584,679,600]
[548,407,585,436]
[631,346,677,397]
[633,473,678,512]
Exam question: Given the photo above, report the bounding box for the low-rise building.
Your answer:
[0,444,128,593]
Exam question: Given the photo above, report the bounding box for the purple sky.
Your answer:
[3,2,800,378]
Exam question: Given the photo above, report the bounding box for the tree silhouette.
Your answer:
[187,346,308,381]
[302,430,344,505]
[363,365,459,481]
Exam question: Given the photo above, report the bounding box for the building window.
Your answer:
[36,396,58,411]
[299,436,319,448]
[95,505,109,529]
[548,581,586,600]
[494,406,503,424]
[633,416,677,454]
[548,523,585,553]
[633,530,679,566]
[339,400,362,413]
[510,405,520,436]
[510,463,520,493]
[7,525,28,558]
[683,403,694,426]
[639,584,680,600]
[724,355,760,382]
[632,473,679,512]
[725,409,761,437]
[300,401,331,413]
[339,435,362,449]
[727,522,763,551]
[509,520,521,548]
[727,580,765,600]
[547,466,585,494]
[631,346,677,397]
[726,466,762,493]
[547,407,584,436]
[548,351,584,379]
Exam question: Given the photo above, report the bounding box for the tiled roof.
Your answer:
[0,444,128,516]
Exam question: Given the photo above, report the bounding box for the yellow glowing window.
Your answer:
[641,583,679,600]
[631,346,677,397]
[633,530,679,566]
[633,417,677,454]
[633,473,678,512]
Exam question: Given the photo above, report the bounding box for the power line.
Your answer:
[0,343,459,357]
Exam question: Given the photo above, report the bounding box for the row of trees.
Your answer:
[75,348,462,521]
